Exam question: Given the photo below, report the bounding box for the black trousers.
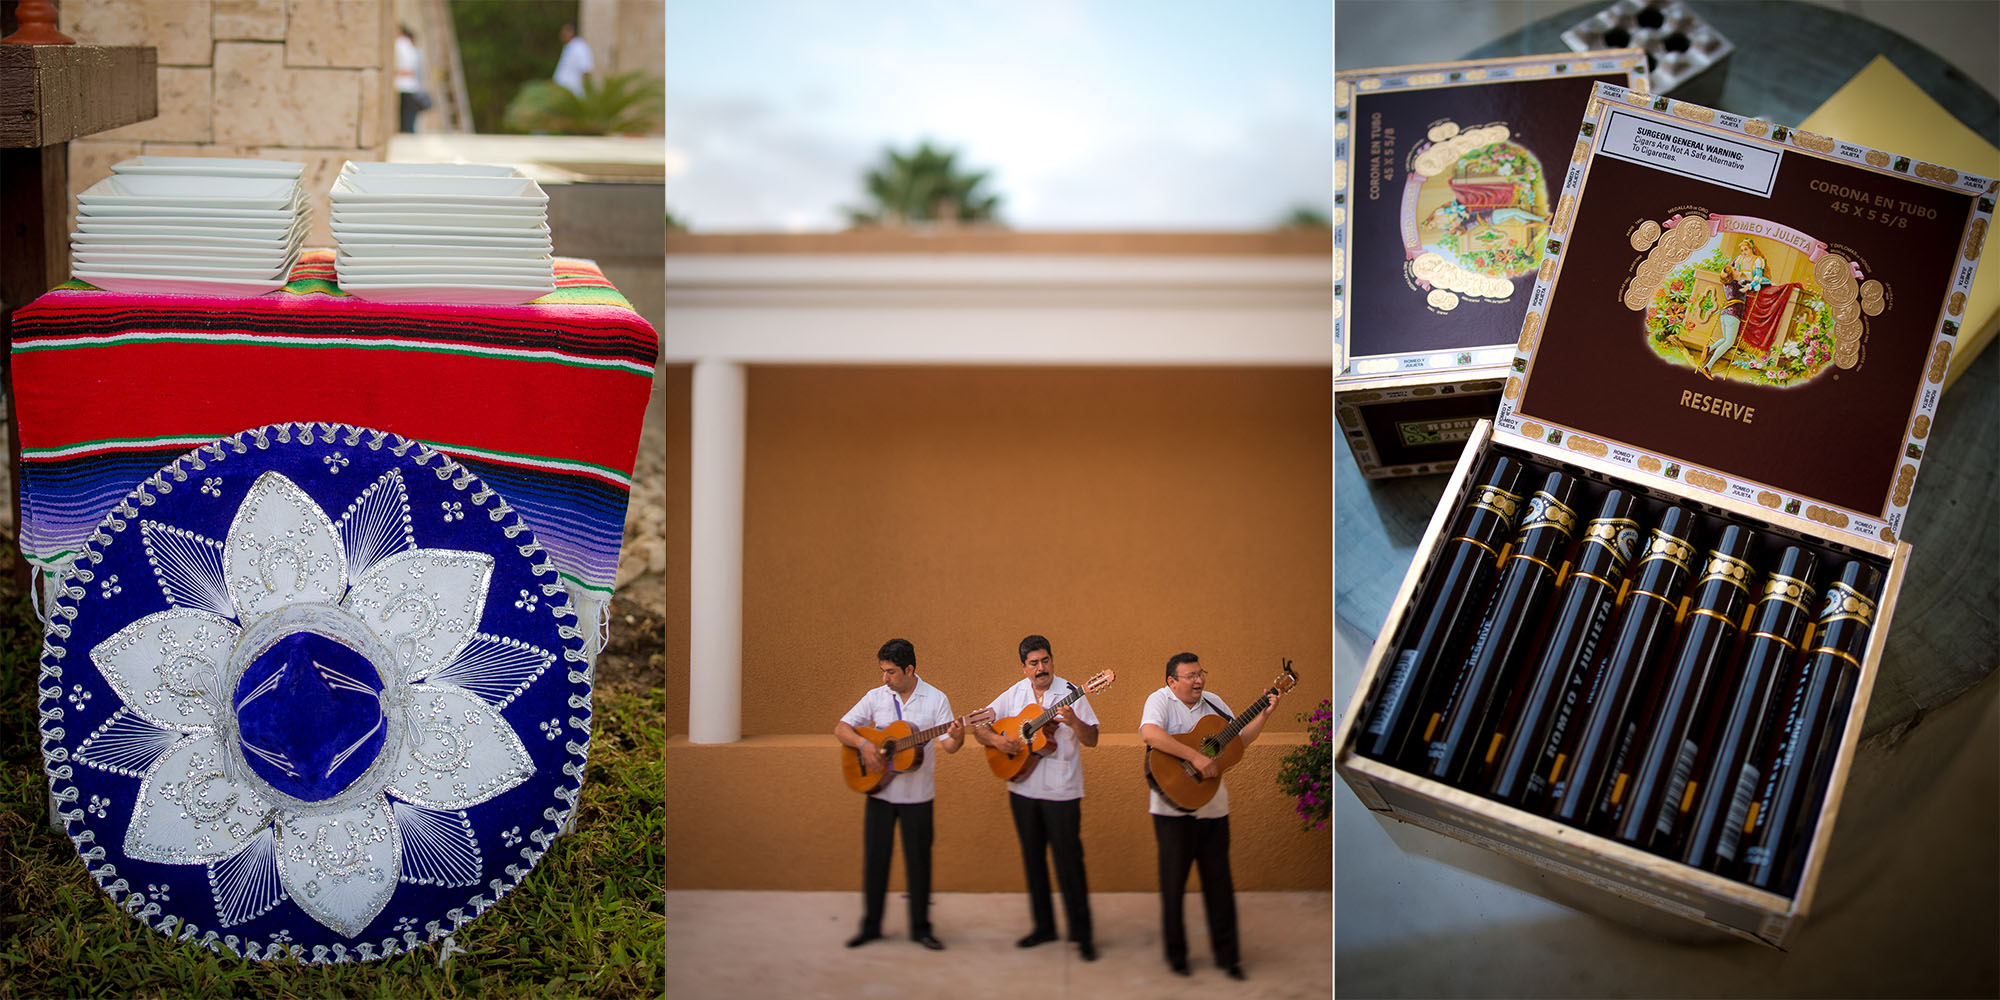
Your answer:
[1008,792,1092,944]
[397,92,421,133]
[860,796,933,938]
[1153,813,1238,967]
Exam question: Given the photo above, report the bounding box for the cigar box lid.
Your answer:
[1334,51,1649,385]
[1495,83,1995,548]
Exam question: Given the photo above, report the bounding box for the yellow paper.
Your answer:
[1801,55,2000,391]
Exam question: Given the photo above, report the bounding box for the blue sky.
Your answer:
[666,0,1332,231]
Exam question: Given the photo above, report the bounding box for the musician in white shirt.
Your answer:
[1139,652,1281,979]
[974,634,1100,961]
[835,638,963,950]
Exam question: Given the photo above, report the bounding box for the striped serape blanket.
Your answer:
[9,249,658,630]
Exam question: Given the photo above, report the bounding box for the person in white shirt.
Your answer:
[1139,652,1282,980]
[974,634,1099,961]
[835,638,964,951]
[553,22,594,97]
[393,24,423,133]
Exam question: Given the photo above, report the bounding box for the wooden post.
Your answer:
[0,44,156,593]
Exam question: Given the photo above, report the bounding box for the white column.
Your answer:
[688,358,745,744]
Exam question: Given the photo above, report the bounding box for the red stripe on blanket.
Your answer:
[12,341,654,477]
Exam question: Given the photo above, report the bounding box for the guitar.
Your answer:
[840,708,996,794]
[985,670,1117,782]
[1145,659,1299,811]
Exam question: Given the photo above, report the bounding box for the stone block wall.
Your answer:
[65,0,397,249]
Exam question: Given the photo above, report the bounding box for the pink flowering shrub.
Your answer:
[1275,698,1334,831]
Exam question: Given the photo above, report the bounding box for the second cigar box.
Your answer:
[1335,50,1647,478]
[1335,83,1994,947]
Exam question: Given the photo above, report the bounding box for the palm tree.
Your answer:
[846,141,1003,227]
[1278,204,1332,229]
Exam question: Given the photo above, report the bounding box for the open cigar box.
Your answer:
[1334,82,1995,947]
[1335,51,1648,477]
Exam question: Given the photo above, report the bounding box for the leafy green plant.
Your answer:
[1278,205,1331,229]
[450,0,577,134]
[845,141,1003,227]
[502,71,664,136]
[1275,698,1333,831]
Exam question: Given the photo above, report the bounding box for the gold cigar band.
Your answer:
[1639,533,1694,571]
[1699,551,1755,591]
[1806,645,1864,669]
[1687,606,1740,626]
[1746,630,1798,649]
[1583,518,1642,568]
[1506,552,1560,575]
[1522,492,1577,533]
[1468,486,1523,520]
[1818,581,1878,627]
[1758,573,1816,615]
[1448,535,1505,563]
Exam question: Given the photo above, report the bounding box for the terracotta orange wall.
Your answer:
[668,365,1331,738]
[666,736,1330,892]
[664,364,1331,890]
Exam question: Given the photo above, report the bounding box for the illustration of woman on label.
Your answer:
[1642,230,1844,388]
[1402,120,1551,311]
[1730,238,1771,294]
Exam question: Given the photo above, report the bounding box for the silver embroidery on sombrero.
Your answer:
[88,468,540,937]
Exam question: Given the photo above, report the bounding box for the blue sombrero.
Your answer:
[35,423,590,963]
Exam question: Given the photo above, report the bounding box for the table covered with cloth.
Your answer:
[8,248,660,644]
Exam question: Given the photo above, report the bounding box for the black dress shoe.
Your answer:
[1078,941,1097,962]
[1016,931,1057,948]
[1226,965,1246,981]
[845,930,881,948]
[912,933,945,951]
[1169,958,1190,976]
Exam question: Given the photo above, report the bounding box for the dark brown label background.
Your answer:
[1521,143,1976,515]
[1347,73,1625,359]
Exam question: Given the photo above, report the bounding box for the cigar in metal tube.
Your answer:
[1679,545,1817,870]
[1545,506,1696,828]
[1612,524,1758,850]
[1485,488,1642,809]
[1424,469,1581,787]
[1359,456,1527,767]
[1738,559,1882,893]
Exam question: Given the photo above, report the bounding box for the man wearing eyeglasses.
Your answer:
[1139,652,1282,979]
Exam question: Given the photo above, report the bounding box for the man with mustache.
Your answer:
[974,634,1100,961]
[835,638,964,950]
[1140,652,1282,979]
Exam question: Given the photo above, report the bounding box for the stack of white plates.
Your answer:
[330,162,555,305]
[70,157,309,296]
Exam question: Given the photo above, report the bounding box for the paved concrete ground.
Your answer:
[668,891,1331,999]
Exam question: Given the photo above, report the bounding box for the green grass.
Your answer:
[0,584,664,998]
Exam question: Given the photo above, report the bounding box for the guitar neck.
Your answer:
[889,716,980,752]
[1031,687,1084,726]
[1212,686,1278,749]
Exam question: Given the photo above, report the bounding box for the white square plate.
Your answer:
[111,156,306,179]
[73,259,290,280]
[337,280,555,305]
[331,220,551,239]
[330,173,546,201]
[329,212,545,231]
[333,231,552,250]
[76,174,301,210]
[340,161,524,178]
[73,248,297,269]
[69,269,288,297]
[337,264,554,279]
